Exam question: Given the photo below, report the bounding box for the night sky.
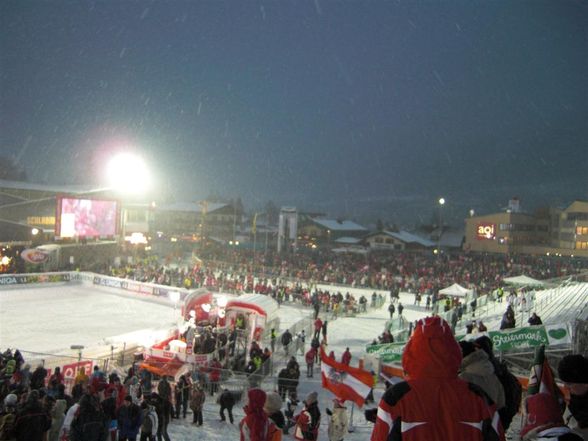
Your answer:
[1,1,587,225]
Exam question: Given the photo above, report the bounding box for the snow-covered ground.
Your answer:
[0,282,443,440]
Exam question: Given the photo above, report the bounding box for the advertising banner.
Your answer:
[477,323,572,352]
[21,249,50,264]
[93,276,122,289]
[365,342,406,363]
[367,323,572,364]
[0,273,71,286]
[62,360,93,380]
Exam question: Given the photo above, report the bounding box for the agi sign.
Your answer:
[476,223,496,240]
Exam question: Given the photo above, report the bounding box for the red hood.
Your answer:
[402,316,462,380]
[247,388,267,410]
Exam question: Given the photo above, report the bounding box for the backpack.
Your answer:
[141,409,157,434]
[495,361,522,430]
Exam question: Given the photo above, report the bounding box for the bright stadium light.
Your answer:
[106,152,151,194]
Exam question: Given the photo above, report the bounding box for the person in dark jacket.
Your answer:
[12,390,52,441]
[294,391,321,441]
[174,374,191,418]
[69,393,108,441]
[117,395,142,441]
[218,388,235,424]
[30,364,48,391]
[101,388,118,441]
[527,312,543,326]
[146,392,171,441]
[264,392,285,430]
[281,330,293,355]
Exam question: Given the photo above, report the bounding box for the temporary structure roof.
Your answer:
[503,275,545,287]
[439,283,473,297]
[225,293,279,318]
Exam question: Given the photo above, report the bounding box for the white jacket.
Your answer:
[327,407,348,441]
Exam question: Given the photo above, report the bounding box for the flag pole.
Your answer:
[348,402,355,432]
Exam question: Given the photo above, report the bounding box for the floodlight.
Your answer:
[106,152,151,194]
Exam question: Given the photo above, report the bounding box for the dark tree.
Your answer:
[0,156,27,181]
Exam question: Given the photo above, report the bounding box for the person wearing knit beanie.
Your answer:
[305,391,318,406]
[294,391,321,441]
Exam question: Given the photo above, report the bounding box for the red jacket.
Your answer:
[371,317,504,441]
[341,350,352,366]
[305,349,316,365]
[314,318,323,332]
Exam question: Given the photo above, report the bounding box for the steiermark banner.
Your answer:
[365,342,406,363]
[366,323,571,363]
[482,323,572,352]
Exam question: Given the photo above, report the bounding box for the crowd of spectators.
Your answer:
[100,250,588,300]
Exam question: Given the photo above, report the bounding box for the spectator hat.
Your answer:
[558,354,588,384]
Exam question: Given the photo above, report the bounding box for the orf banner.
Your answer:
[62,360,93,380]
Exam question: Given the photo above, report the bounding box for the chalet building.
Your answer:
[297,217,367,247]
[363,230,434,252]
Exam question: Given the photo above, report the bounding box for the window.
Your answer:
[568,212,588,221]
[576,226,588,235]
[576,241,588,250]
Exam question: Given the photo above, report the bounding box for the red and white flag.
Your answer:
[320,347,373,407]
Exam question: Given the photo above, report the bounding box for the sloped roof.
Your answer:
[439,230,464,248]
[0,179,99,194]
[382,230,435,247]
[311,218,367,231]
[156,202,228,213]
[334,236,362,244]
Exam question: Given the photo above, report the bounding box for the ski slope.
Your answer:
[0,280,432,440]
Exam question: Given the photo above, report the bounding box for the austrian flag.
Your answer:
[320,347,374,406]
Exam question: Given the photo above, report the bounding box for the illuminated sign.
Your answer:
[27,216,55,226]
[21,249,49,264]
[476,223,496,240]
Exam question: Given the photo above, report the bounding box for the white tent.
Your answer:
[503,275,545,287]
[439,283,473,297]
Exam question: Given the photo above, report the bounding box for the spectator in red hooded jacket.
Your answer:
[371,316,503,441]
[239,388,279,441]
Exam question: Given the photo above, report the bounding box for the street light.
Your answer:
[437,198,445,254]
[70,345,84,363]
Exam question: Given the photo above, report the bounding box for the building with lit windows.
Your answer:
[464,199,588,257]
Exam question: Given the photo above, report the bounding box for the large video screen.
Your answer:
[55,197,119,238]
